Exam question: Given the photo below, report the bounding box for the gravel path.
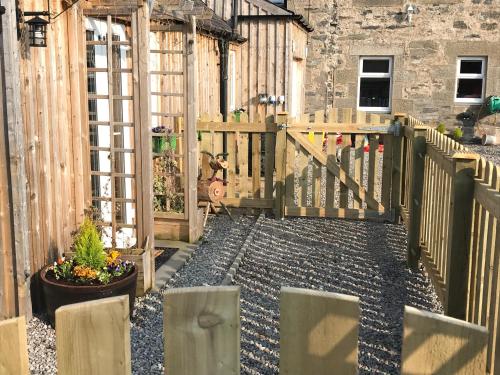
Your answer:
[27,214,441,375]
[27,214,256,375]
[231,216,442,375]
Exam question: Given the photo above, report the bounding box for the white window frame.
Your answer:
[455,57,486,104]
[228,50,236,112]
[357,56,393,113]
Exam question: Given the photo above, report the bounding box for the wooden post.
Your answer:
[137,3,154,251]
[184,16,199,243]
[280,288,359,375]
[56,296,131,375]
[164,286,240,375]
[0,0,31,317]
[402,306,487,374]
[0,316,30,375]
[445,153,478,319]
[390,114,405,222]
[275,112,288,219]
[407,127,427,269]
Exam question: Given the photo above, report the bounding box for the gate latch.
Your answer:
[277,123,289,130]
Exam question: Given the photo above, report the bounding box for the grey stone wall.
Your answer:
[289,0,500,126]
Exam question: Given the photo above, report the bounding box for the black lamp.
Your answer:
[26,15,49,47]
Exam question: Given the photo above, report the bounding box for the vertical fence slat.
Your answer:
[252,132,261,198]
[367,134,379,202]
[353,112,365,209]
[325,109,338,208]
[407,127,427,269]
[280,287,359,375]
[275,113,288,218]
[468,159,486,321]
[164,286,240,375]
[264,116,276,201]
[445,153,478,319]
[238,129,249,199]
[226,131,236,198]
[390,115,404,221]
[56,296,131,375]
[402,306,487,375]
[339,108,352,209]
[489,219,500,374]
[0,316,29,375]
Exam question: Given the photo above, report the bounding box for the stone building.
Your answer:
[287,0,500,126]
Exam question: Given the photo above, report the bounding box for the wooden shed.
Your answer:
[231,0,313,121]
[0,0,311,318]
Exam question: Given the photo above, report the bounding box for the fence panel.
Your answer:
[402,306,487,375]
[197,113,276,209]
[280,288,359,375]
[56,295,131,375]
[0,316,29,375]
[401,115,500,373]
[164,286,240,375]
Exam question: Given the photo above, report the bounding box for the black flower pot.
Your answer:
[40,265,138,326]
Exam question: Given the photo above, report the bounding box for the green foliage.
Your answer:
[453,127,464,140]
[53,259,73,280]
[73,217,106,270]
[436,123,446,134]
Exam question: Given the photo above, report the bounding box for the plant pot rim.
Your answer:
[40,264,138,291]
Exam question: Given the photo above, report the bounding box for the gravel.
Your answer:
[231,216,442,375]
[27,214,256,375]
[26,213,442,375]
[467,144,500,166]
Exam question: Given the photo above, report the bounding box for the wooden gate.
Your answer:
[276,109,399,221]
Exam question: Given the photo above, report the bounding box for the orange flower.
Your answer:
[106,250,121,266]
[73,265,97,279]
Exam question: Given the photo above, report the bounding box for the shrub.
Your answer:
[453,127,464,140]
[73,217,106,270]
[436,123,446,134]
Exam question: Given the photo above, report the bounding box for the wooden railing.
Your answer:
[400,115,500,373]
[0,288,488,374]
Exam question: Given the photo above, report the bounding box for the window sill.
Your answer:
[454,99,484,105]
[357,107,391,114]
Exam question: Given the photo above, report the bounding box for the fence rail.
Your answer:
[0,289,488,375]
[400,115,500,374]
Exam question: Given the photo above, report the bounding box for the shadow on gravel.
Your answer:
[233,216,442,375]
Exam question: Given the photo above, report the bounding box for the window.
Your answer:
[456,57,486,104]
[358,57,393,113]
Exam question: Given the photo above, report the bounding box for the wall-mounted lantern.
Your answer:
[25,15,49,47]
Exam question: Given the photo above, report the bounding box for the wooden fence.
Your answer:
[196,109,402,221]
[0,288,489,375]
[400,115,500,373]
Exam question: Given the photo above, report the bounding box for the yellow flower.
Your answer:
[73,265,98,279]
[106,250,121,266]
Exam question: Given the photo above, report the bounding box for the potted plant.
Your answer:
[40,217,138,326]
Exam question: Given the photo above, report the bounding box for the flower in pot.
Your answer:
[40,217,138,326]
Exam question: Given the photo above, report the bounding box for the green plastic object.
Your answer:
[489,96,500,114]
[153,137,167,153]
